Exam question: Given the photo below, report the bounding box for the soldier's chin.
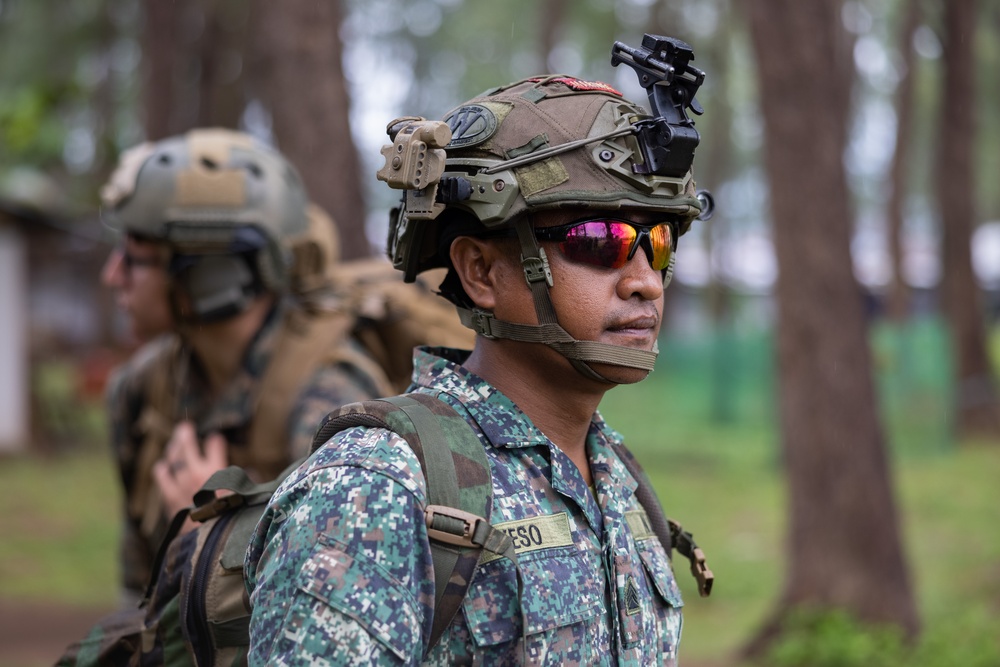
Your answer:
[586,361,653,386]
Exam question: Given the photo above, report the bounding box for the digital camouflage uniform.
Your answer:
[246,347,684,666]
[110,299,384,598]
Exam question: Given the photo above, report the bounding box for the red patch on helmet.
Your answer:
[531,77,623,96]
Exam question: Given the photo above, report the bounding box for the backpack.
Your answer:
[59,395,712,667]
[332,260,476,390]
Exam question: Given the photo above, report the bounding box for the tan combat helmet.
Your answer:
[377,34,711,383]
[101,128,309,322]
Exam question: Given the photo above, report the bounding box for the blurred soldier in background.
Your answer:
[98,129,391,605]
[56,127,476,667]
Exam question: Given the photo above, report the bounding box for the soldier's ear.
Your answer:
[448,236,514,311]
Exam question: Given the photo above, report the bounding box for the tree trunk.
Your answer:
[538,0,567,70]
[141,0,183,140]
[196,0,249,130]
[743,0,919,656]
[886,0,921,322]
[249,0,369,260]
[141,0,200,139]
[937,0,1000,439]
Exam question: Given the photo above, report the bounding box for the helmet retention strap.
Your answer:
[459,217,658,383]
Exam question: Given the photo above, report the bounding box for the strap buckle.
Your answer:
[189,493,244,522]
[425,504,487,548]
[669,518,714,597]
[688,546,714,597]
[469,310,495,339]
[522,249,553,287]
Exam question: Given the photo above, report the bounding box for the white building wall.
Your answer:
[0,225,28,452]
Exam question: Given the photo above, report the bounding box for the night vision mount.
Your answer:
[611,34,705,180]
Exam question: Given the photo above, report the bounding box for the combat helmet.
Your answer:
[378,34,711,383]
[101,128,309,322]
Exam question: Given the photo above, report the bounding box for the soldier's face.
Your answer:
[494,208,666,384]
[101,236,175,343]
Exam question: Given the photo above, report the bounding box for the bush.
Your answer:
[766,608,1000,667]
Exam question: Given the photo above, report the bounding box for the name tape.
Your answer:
[625,509,656,541]
[481,512,574,563]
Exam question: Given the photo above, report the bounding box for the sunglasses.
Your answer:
[533,218,676,271]
[120,248,164,272]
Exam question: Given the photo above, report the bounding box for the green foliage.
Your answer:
[0,0,140,204]
[767,610,907,667]
[765,608,1000,667]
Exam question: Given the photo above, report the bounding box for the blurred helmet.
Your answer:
[101,128,309,322]
[377,35,708,383]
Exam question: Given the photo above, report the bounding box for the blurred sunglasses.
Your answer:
[533,217,675,271]
[121,249,163,272]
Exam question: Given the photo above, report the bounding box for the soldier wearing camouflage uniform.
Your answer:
[247,36,709,665]
[100,129,387,603]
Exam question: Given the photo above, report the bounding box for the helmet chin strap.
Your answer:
[457,217,659,384]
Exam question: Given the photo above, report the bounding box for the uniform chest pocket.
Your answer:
[636,539,684,609]
[636,538,684,660]
[462,548,603,648]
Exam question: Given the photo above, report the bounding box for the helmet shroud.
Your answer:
[102,128,309,322]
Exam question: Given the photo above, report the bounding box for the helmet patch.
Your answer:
[530,76,623,96]
[445,104,498,148]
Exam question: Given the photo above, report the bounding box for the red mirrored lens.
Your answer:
[557,220,673,270]
[560,221,634,268]
[647,223,673,271]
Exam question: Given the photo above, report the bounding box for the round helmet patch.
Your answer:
[444,104,498,148]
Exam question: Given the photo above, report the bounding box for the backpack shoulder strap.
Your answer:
[142,459,306,604]
[311,393,516,653]
[612,441,714,597]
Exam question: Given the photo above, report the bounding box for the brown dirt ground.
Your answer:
[0,600,114,667]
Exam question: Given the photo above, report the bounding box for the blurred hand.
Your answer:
[153,421,229,532]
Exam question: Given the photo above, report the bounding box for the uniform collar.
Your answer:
[412,346,550,448]
[411,346,633,478]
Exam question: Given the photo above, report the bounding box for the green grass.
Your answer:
[0,446,120,608]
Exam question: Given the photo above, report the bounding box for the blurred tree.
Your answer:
[136,0,368,257]
[141,0,185,139]
[937,0,1000,438]
[886,0,921,322]
[694,3,739,423]
[743,0,919,656]
[250,0,369,259]
[539,0,568,68]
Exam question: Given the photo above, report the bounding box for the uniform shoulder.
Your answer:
[105,333,181,400]
[293,424,427,501]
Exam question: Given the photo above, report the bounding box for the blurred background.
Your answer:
[0,0,998,665]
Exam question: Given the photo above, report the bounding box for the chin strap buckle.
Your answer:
[465,309,495,338]
[522,247,553,287]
